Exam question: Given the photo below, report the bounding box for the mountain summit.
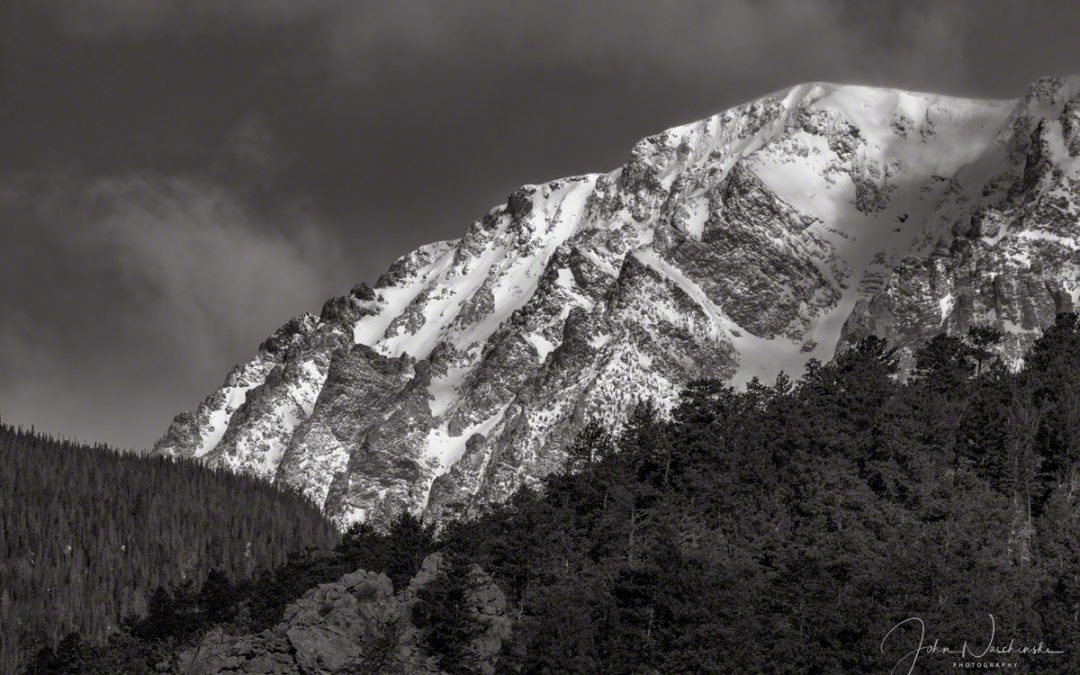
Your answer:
[155,75,1080,527]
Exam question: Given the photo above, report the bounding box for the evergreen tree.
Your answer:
[0,424,339,672]
[411,554,484,674]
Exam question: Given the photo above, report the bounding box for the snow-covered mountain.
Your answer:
[155,75,1080,528]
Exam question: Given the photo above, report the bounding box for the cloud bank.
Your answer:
[41,1,974,88]
[0,172,350,449]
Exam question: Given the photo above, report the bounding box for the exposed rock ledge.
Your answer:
[177,554,510,674]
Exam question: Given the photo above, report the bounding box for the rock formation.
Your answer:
[178,553,510,674]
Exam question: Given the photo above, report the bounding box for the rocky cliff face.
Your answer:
[155,75,1080,528]
[178,554,510,674]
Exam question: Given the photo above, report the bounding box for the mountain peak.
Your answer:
[156,75,1080,528]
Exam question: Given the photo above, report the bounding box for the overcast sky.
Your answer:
[2,0,1079,450]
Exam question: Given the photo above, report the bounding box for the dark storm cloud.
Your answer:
[324,1,967,83]
[2,0,1078,448]
[0,172,350,448]
[37,0,335,37]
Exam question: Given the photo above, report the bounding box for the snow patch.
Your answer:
[683,196,709,239]
[427,363,472,417]
[939,293,955,325]
[194,379,263,458]
[1015,228,1080,249]
[589,333,612,349]
[424,405,510,477]
[525,332,556,361]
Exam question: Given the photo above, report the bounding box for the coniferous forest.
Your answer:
[19,314,1080,673]
[0,427,340,672]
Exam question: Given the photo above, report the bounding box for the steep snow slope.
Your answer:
[155,76,1080,528]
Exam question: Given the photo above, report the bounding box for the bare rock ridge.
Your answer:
[155,75,1080,528]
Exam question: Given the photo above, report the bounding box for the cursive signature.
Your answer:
[881,614,1063,674]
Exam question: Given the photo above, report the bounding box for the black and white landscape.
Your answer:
[156,74,1080,532]
[5,2,1080,673]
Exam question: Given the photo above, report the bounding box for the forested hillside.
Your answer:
[29,315,1080,673]
[0,426,340,672]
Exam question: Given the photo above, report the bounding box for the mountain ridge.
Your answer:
[155,74,1080,528]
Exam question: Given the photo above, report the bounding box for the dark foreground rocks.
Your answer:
[178,554,510,674]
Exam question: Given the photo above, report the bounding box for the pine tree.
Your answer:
[0,424,339,672]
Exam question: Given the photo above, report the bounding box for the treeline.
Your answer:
[31,315,1080,673]
[0,426,339,672]
[28,514,438,673]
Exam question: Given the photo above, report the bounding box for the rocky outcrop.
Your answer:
[178,554,510,674]
[156,75,1080,529]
